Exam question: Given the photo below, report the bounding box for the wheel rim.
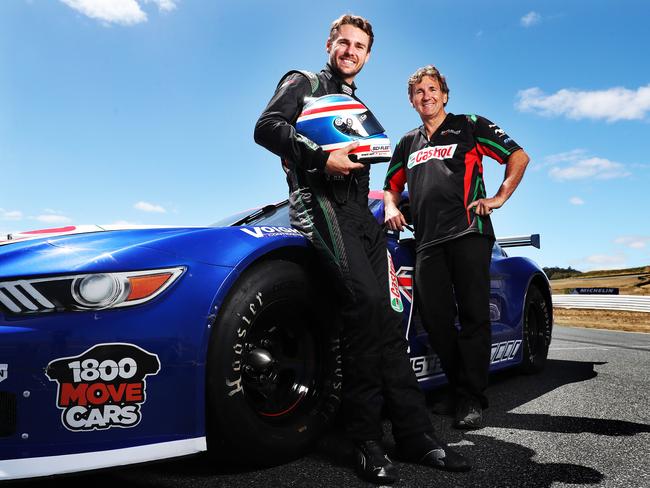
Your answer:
[526,302,543,355]
[240,299,324,421]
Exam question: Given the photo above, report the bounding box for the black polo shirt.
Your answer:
[384,113,522,251]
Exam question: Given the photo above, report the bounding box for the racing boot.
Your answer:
[454,397,483,430]
[353,440,400,484]
[396,433,471,472]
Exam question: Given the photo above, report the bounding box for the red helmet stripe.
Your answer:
[301,103,365,117]
[324,145,371,153]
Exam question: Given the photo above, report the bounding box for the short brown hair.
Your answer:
[329,14,374,52]
[408,65,450,104]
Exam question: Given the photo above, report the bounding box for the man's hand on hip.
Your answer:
[467,197,503,216]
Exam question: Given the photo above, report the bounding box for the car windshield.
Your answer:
[211,197,383,228]
[210,201,291,227]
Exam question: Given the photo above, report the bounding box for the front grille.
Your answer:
[0,391,17,437]
[0,280,56,314]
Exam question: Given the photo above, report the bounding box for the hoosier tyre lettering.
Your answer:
[206,260,341,466]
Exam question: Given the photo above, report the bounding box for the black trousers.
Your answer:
[289,185,432,441]
[415,233,493,407]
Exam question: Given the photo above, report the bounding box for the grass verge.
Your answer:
[553,308,650,333]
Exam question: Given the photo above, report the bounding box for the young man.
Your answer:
[384,65,530,430]
[255,17,469,485]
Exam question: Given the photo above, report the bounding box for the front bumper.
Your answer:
[0,262,232,480]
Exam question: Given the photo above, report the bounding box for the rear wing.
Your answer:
[496,234,540,249]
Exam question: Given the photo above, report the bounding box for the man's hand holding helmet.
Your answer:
[325,141,365,176]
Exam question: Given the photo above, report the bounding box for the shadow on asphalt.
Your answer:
[489,411,650,436]
[131,358,616,487]
[485,359,650,437]
[7,358,648,487]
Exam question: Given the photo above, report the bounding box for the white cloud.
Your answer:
[615,236,650,249]
[544,149,586,165]
[521,11,541,27]
[580,254,627,270]
[516,85,650,122]
[59,0,178,26]
[60,0,146,25]
[544,149,630,181]
[569,197,584,205]
[146,0,177,12]
[134,201,166,213]
[35,214,73,224]
[550,157,629,181]
[0,208,23,220]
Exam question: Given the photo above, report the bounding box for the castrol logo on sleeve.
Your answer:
[407,144,458,169]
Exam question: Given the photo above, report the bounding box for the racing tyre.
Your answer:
[206,260,341,466]
[520,284,552,374]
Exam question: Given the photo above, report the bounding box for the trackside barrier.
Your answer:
[552,295,650,313]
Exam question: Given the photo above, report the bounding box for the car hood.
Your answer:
[0,224,190,247]
[0,224,306,279]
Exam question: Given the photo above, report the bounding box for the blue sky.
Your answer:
[1,0,649,271]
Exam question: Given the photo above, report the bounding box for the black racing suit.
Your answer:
[254,65,432,441]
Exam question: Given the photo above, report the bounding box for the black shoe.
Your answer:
[396,433,471,472]
[354,440,400,485]
[454,398,483,430]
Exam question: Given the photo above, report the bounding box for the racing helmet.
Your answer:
[295,94,392,164]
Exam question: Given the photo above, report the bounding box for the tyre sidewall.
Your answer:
[521,285,552,374]
[206,260,341,464]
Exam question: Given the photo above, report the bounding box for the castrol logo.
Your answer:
[407,144,458,169]
[387,251,404,313]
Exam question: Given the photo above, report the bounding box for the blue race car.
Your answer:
[0,191,552,480]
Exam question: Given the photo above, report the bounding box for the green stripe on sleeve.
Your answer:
[477,137,511,156]
[385,161,403,179]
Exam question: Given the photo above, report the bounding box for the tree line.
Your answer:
[543,266,583,280]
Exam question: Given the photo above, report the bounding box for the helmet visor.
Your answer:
[333,109,385,138]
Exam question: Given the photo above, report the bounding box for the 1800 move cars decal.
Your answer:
[45,343,161,432]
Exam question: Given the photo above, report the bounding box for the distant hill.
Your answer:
[549,265,650,296]
[543,266,583,280]
[577,266,650,278]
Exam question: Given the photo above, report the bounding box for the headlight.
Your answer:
[0,267,185,315]
[72,274,129,308]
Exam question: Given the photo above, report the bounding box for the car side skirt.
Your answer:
[0,436,206,481]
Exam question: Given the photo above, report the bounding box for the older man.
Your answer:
[384,65,529,430]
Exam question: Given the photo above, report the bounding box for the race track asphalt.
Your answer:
[6,325,650,488]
